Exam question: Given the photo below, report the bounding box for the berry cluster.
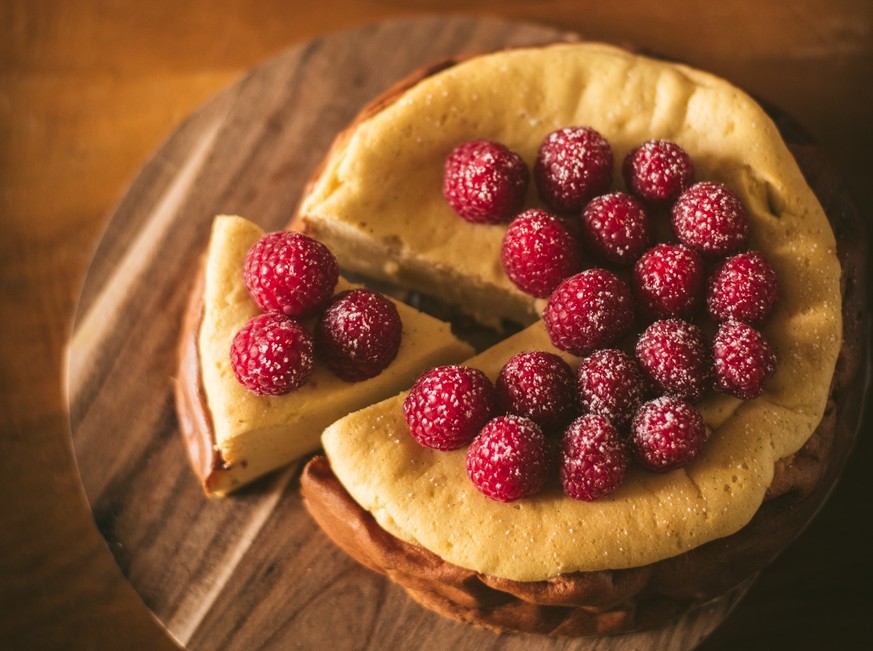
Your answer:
[435,130,781,502]
[230,231,403,395]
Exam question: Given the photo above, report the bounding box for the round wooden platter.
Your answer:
[67,16,752,650]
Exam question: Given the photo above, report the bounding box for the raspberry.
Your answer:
[707,251,779,324]
[315,289,403,382]
[635,319,712,402]
[534,126,614,213]
[632,243,705,321]
[544,269,634,356]
[403,365,496,451]
[230,312,314,396]
[580,192,653,265]
[622,140,695,205]
[577,349,649,427]
[243,230,339,317]
[465,415,550,502]
[671,181,750,258]
[560,414,630,501]
[712,321,777,399]
[501,209,582,298]
[631,396,707,472]
[443,139,529,224]
[496,351,577,432]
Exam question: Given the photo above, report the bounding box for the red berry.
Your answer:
[671,181,749,258]
[707,251,779,324]
[496,351,577,432]
[631,396,707,472]
[560,414,630,501]
[403,365,496,451]
[443,139,529,224]
[577,349,649,427]
[636,319,712,402]
[465,415,550,502]
[501,209,582,297]
[712,321,777,399]
[534,126,614,213]
[230,313,314,396]
[243,230,339,317]
[622,140,695,205]
[315,289,403,382]
[581,192,653,265]
[544,269,634,356]
[632,243,705,321]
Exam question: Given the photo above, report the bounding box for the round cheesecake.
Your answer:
[296,43,868,635]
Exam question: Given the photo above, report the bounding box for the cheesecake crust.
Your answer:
[174,260,228,493]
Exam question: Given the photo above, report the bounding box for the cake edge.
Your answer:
[174,257,234,495]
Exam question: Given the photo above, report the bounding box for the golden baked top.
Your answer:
[314,43,842,580]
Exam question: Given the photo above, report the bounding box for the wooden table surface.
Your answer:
[2,2,871,650]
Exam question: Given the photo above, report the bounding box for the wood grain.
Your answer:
[67,17,759,650]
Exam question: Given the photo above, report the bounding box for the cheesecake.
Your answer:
[296,42,867,635]
[175,215,475,495]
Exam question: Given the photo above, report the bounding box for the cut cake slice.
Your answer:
[175,215,475,495]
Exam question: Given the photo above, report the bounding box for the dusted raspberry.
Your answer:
[707,251,780,324]
[403,365,497,451]
[243,230,339,316]
[632,243,705,321]
[230,312,314,396]
[577,349,649,427]
[544,269,634,356]
[671,181,750,258]
[713,321,777,399]
[622,140,695,205]
[560,414,630,501]
[496,351,578,432]
[501,209,582,298]
[581,192,653,265]
[636,319,712,402]
[534,126,614,213]
[631,396,707,472]
[315,289,403,382]
[465,415,550,502]
[443,139,530,224]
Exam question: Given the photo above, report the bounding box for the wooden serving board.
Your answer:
[67,17,751,650]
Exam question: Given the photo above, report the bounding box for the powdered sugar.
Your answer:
[534,126,614,212]
[632,243,705,320]
[636,319,713,402]
[577,349,649,426]
[403,365,497,450]
[501,209,582,298]
[631,396,707,472]
[623,139,696,205]
[707,251,780,323]
[543,269,634,356]
[672,181,750,258]
[496,350,577,432]
[581,192,653,265]
[712,321,777,399]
